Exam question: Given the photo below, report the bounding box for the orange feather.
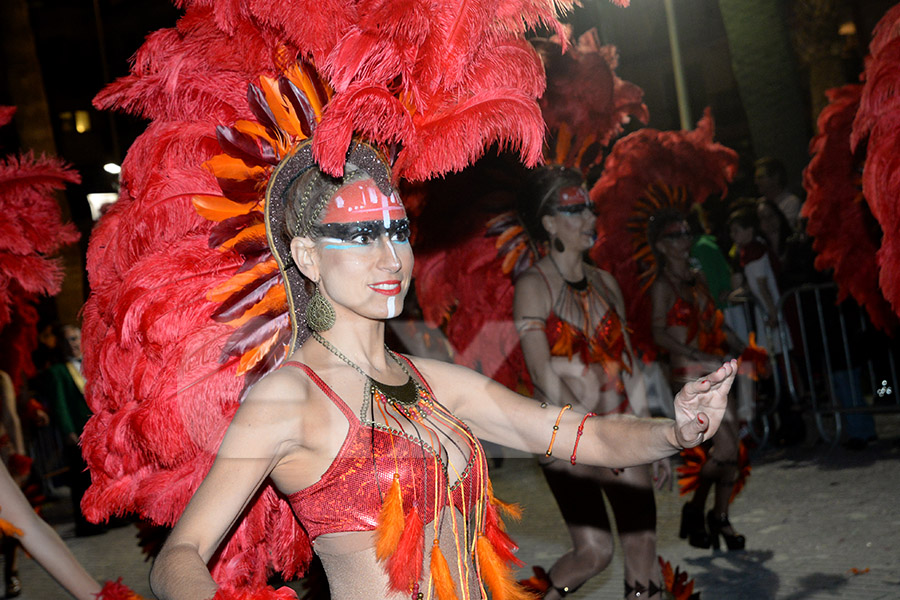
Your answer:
[258,76,304,139]
[218,223,266,252]
[476,535,535,600]
[375,474,404,561]
[387,506,424,593]
[233,120,290,156]
[207,260,278,302]
[203,154,267,181]
[0,517,22,538]
[429,543,459,600]
[225,285,287,328]
[236,329,282,376]
[192,194,257,222]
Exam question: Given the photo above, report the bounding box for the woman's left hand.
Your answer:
[673,360,737,448]
[652,457,672,491]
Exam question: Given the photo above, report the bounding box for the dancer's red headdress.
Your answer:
[0,107,80,392]
[802,5,900,326]
[81,0,584,591]
[414,28,648,391]
[589,110,738,355]
[803,84,896,331]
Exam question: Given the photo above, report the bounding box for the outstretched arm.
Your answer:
[150,374,306,600]
[420,358,737,469]
[0,463,100,600]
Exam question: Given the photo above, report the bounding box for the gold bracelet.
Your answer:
[545,404,572,456]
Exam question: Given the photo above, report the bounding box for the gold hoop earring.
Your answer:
[306,281,336,332]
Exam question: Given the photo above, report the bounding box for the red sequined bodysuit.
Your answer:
[283,360,487,541]
[537,266,633,408]
[665,287,727,356]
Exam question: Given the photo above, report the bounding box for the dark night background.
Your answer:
[1,0,897,322]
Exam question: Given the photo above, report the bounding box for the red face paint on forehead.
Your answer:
[558,186,591,207]
[662,221,689,236]
[320,179,406,225]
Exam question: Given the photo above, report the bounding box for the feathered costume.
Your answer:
[0,107,80,393]
[414,28,648,391]
[589,110,738,355]
[802,5,900,329]
[0,108,147,600]
[588,112,757,501]
[80,0,590,595]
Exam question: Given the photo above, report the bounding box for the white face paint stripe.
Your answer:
[387,296,397,319]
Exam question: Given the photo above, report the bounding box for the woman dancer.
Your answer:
[149,144,736,600]
[649,209,745,551]
[514,167,667,598]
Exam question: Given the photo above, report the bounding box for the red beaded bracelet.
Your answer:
[570,412,597,465]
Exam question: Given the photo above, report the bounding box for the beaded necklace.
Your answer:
[311,332,525,600]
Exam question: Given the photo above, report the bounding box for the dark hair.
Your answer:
[646,208,688,272]
[647,208,687,250]
[727,206,760,234]
[756,198,790,248]
[517,166,585,242]
[754,156,788,188]
[282,162,378,245]
[50,322,79,362]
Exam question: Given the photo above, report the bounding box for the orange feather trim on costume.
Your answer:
[489,490,523,522]
[476,535,535,600]
[236,330,283,376]
[217,223,267,253]
[387,506,424,593]
[737,332,770,381]
[203,155,267,181]
[207,261,279,302]
[375,473,404,561]
[192,195,257,222]
[658,557,700,600]
[430,543,460,600]
[224,285,287,328]
[0,517,22,538]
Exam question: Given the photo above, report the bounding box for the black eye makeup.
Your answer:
[555,203,598,216]
[314,218,411,245]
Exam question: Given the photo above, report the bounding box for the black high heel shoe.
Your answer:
[679,503,711,549]
[707,511,745,551]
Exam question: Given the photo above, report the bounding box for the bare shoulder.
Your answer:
[394,355,490,407]
[219,364,317,457]
[650,278,673,301]
[514,263,553,317]
[514,265,547,293]
[243,364,313,411]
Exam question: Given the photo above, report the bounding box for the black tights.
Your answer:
[542,462,661,599]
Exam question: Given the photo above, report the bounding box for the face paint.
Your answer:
[320,179,405,228]
[315,219,410,248]
[555,186,595,216]
[660,221,691,241]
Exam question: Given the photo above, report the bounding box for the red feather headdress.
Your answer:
[589,110,738,356]
[81,0,582,591]
[413,27,648,391]
[802,84,896,331]
[803,5,900,323]
[0,106,81,392]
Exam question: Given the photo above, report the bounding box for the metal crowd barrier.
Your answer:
[774,282,899,445]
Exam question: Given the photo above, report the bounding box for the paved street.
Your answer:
[8,415,900,599]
